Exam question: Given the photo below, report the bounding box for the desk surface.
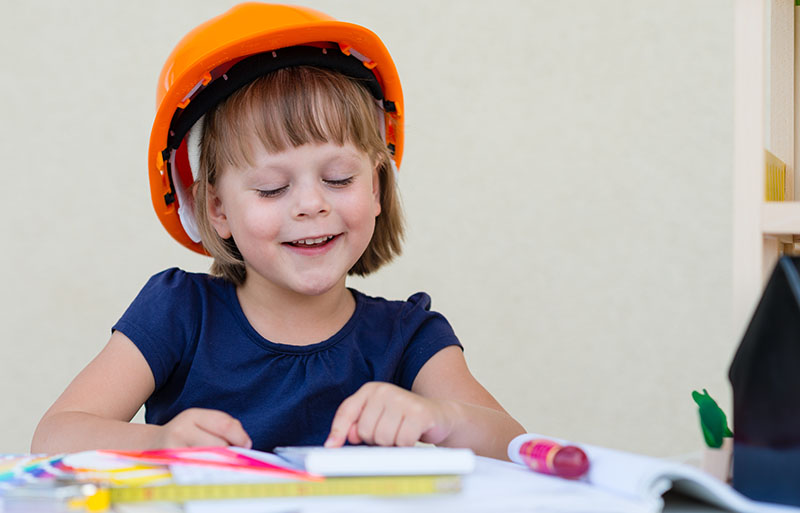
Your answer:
[0,455,758,513]
[99,457,734,513]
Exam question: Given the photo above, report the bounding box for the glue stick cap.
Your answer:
[508,433,569,464]
[508,433,590,479]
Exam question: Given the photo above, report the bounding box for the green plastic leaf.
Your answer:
[692,389,733,448]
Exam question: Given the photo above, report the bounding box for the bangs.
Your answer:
[208,66,386,171]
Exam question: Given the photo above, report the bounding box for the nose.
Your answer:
[292,182,330,219]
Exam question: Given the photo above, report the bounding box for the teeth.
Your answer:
[294,235,334,246]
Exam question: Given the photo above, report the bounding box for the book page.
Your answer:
[509,434,799,513]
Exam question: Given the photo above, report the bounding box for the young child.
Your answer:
[31,3,525,460]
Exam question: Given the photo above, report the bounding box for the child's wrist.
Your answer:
[432,398,464,444]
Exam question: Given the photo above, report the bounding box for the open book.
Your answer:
[508,434,799,513]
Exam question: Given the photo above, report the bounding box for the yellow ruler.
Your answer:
[73,475,462,511]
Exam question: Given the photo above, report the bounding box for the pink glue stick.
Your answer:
[508,434,590,479]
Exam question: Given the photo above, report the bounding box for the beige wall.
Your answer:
[0,0,735,457]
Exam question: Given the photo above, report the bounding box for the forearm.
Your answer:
[31,411,161,454]
[436,401,526,461]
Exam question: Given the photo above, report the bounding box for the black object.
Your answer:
[167,46,385,154]
[729,255,800,507]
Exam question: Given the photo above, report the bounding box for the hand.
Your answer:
[325,382,457,448]
[155,408,252,449]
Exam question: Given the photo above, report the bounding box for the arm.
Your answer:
[326,346,525,460]
[410,345,526,459]
[31,331,251,453]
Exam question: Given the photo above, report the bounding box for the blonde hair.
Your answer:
[193,66,404,285]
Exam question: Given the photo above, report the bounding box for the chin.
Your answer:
[292,276,343,297]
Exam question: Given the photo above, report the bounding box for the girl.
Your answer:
[31,3,525,460]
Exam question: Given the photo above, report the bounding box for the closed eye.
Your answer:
[324,177,354,187]
[256,185,288,198]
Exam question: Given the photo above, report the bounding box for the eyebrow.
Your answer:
[325,152,364,167]
[249,150,365,174]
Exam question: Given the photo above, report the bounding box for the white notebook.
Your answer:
[274,446,476,476]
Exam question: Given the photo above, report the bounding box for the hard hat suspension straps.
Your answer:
[159,45,390,209]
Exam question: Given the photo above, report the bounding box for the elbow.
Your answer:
[31,416,52,454]
[31,412,60,454]
[30,423,47,453]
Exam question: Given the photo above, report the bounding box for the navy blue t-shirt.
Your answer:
[112,268,462,451]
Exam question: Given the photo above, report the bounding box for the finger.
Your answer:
[346,424,362,445]
[373,407,403,446]
[354,395,386,446]
[325,391,369,448]
[182,429,231,448]
[395,415,425,447]
[192,410,252,448]
[162,411,233,448]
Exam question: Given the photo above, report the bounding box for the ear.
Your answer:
[372,164,382,217]
[204,182,232,239]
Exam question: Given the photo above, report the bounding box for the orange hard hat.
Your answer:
[148,2,404,254]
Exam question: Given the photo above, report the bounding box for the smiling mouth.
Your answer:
[285,235,338,248]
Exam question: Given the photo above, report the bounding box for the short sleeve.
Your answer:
[395,292,463,389]
[112,268,200,390]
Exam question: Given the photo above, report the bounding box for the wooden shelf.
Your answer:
[762,201,800,235]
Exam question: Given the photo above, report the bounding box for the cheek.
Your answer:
[232,203,282,241]
[341,194,380,231]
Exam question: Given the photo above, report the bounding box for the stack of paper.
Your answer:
[273,445,476,476]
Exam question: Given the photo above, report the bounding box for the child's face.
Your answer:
[207,141,381,296]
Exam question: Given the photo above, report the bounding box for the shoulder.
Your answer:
[351,289,436,318]
[119,268,234,325]
[403,291,435,314]
[144,267,219,289]
[138,268,229,300]
[350,289,431,315]
[351,289,454,337]
[114,268,235,385]
[350,290,462,390]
